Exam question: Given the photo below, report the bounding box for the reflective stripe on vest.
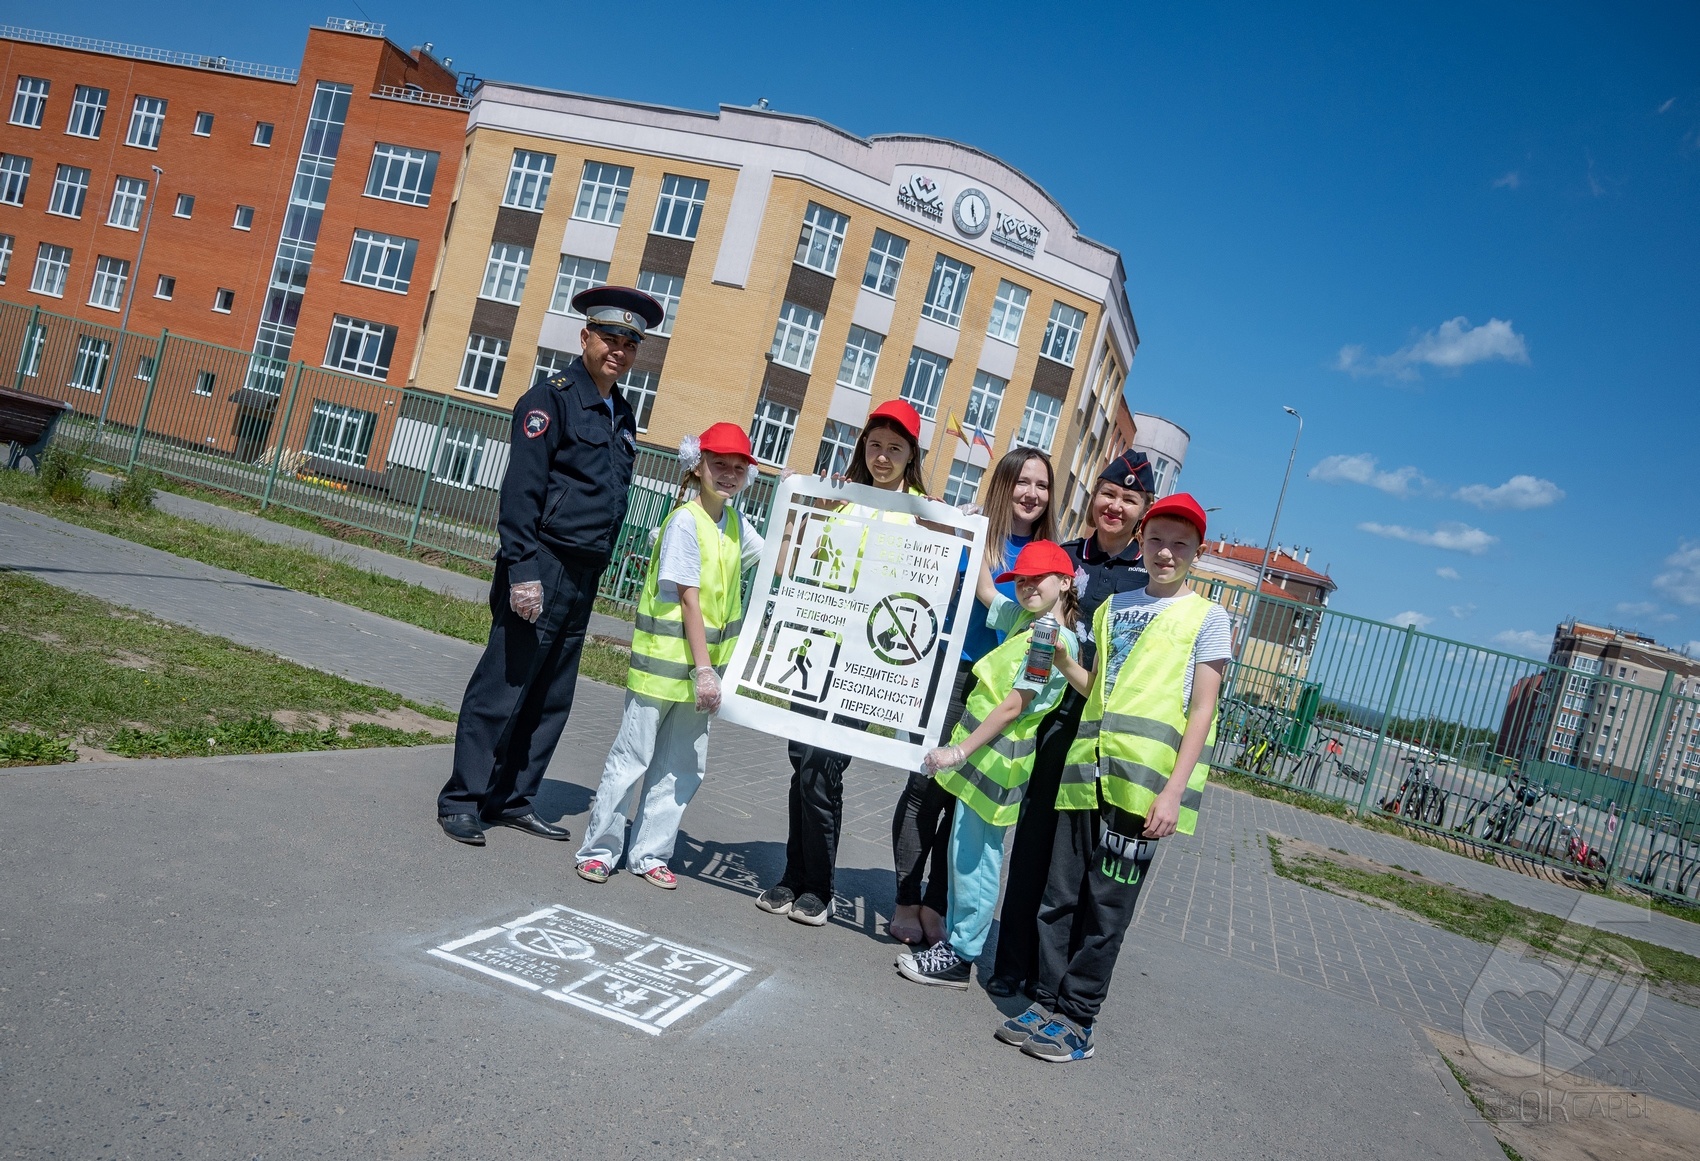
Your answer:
[627,501,744,703]
[1056,592,1216,834]
[933,628,1044,827]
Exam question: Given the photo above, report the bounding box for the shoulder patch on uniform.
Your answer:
[620,429,636,450]
[523,409,550,439]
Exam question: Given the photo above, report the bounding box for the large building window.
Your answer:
[125,95,167,149]
[751,394,799,466]
[30,242,71,297]
[88,256,129,311]
[434,426,487,488]
[107,176,148,230]
[0,154,30,205]
[964,370,1006,435]
[770,301,824,373]
[66,85,107,138]
[550,255,611,314]
[652,174,708,239]
[987,280,1029,344]
[365,143,439,205]
[862,229,907,297]
[503,150,555,212]
[0,234,12,284]
[48,164,89,218]
[10,77,48,128]
[458,334,509,397]
[574,160,632,224]
[531,346,572,386]
[344,230,418,293]
[69,335,111,393]
[1013,391,1063,453]
[324,315,397,381]
[1041,301,1087,366]
[480,243,532,304]
[921,255,972,329]
[619,368,660,432]
[942,461,984,508]
[900,347,951,421]
[836,325,882,391]
[304,401,378,467]
[795,202,849,275]
[636,271,683,336]
[813,419,858,476]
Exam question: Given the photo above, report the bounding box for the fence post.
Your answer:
[125,329,167,472]
[1605,670,1677,883]
[260,361,305,512]
[11,304,40,390]
[1356,622,1417,816]
[406,392,452,550]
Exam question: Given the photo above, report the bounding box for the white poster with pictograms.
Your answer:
[716,476,986,769]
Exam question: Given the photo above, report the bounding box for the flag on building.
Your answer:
[970,425,993,455]
[944,410,968,446]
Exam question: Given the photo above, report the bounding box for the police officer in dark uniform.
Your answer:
[437,286,665,845]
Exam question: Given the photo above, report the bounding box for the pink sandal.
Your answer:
[641,865,678,890]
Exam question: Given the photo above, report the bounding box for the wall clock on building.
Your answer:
[953,188,990,237]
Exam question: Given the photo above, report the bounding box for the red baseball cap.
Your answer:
[995,539,1075,583]
[1141,492,1207,542]
[698,422,754,464]
[867,398,922,441]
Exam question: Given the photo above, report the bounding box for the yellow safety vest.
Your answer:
[1058,593,1216,834]
[627,500,744,703]
[933,623,1046,827]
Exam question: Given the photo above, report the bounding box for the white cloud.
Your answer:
[1358,521,1498,555]
[1494,629,1550,656]
[1658,98,1676,114]
[1616,601,1660,617]
[1436,567,1461,580]
[1449,604,1476,619]
[1336,317,1531,382]
[1309,453,1429,497]
[1454,475,1565,510]
[1653,541,1700,607]
[1391,610,1434,629]
[1491,171,1521,190]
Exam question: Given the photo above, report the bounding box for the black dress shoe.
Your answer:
[494,812,572,841]
[439,814,485,845]
[985,975,1021,998]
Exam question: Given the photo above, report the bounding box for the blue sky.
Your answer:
[51,1,1700,659]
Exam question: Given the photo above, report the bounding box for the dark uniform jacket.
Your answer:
[497,357,638,584]
[1064,533,1149,669]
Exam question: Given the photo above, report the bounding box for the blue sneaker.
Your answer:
[1021,1014,1094,1062]
[993,1001,1051,1047]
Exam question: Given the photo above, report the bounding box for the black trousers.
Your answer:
[777,706,868,902]
[991,687,1087,986]
[438,550,603,821]
[890,659,975,911]
[1032,802,1156,1027]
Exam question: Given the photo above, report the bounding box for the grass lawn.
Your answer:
[0,570,455,764]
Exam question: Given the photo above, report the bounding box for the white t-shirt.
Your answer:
[656,505,765,603]
[1101,589,1233,707]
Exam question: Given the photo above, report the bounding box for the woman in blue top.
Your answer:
[889,447,1056,946]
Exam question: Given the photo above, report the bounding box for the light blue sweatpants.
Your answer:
[944,802,1008,960]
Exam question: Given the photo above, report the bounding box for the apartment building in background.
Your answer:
[0,20,466,460]
[411,84,1137,521]
[1189,539,1337,698]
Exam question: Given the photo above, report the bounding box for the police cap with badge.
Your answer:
[571,285,666,342]
[1099,448,1156,494]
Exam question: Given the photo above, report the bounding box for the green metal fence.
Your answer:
[6,300,1697,907]
[0,300,778,605]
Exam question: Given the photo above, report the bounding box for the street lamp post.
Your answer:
[1234,406,1304,667]
[96,163,163,440]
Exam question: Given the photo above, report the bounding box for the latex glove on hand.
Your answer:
[508,580,544,624]
[694,665,722,713]
[921,745,966,776]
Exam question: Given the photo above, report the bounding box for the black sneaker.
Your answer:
[897,941,971,989]
[755,885,795,915]
[788,892,832,926]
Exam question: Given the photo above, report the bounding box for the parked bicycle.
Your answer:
[1529,805,1607,871]
[1283,733,1368,789]
[1381,755,1448,825]
[1639,843,1700,898]
[1456,773,1544,846]
[1226,701,1289,781]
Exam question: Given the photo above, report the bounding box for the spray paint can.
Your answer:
[1023,612,1059,685]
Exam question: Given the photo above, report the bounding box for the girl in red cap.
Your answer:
[756,398,927,927]
[896,540,1081,988]
[575,423,764,889]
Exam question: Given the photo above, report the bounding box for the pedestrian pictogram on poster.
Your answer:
[716,475,986,770]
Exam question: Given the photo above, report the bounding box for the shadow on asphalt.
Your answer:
[532,776,595,820]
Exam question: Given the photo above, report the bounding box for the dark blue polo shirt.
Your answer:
[497,357,638,583]
[1065,533,1149,669]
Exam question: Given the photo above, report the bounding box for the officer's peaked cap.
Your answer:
[571,285,666,340]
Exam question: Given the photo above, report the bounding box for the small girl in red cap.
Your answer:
[897,540,1081,988]
[575,423,764,889]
